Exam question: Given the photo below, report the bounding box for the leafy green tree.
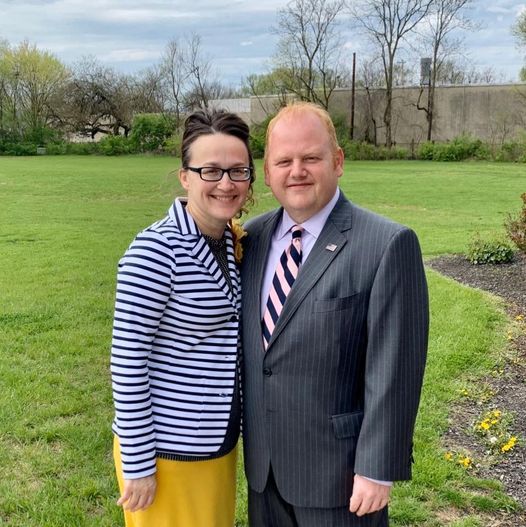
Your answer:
[0,41,69,139]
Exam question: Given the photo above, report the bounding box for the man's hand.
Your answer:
[117,475,157,512]
[349,474,390,516]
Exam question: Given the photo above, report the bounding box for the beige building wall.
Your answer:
[241,83,526,148]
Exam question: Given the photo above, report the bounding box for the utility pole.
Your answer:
[350,52,356,140]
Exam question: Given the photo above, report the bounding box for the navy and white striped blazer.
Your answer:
[111,198,241,479]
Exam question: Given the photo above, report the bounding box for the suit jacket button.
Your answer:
[229,314,238,322]
[263,368,272,377]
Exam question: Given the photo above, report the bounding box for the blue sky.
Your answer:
[0,0,525,86]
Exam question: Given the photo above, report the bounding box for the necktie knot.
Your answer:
[291,225,303,239]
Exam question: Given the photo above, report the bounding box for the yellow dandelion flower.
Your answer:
[492,410,501,418]
[444,452,453,461]
[515,314,524,321]
[458,456,472,468]
[501,437,517,453]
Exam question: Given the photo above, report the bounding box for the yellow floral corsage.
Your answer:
[230,220,247,263]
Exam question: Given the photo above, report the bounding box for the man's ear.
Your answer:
[263,162,270,187]
[334,147,344,178]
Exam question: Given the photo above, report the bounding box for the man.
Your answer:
[241,102,429,526]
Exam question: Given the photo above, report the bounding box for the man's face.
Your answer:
[264,111,344,224]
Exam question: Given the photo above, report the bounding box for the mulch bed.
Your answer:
[427,253,526,525]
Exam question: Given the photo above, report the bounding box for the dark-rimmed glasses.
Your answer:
[184,166,252,182]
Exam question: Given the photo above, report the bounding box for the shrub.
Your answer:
[504,192,526,254]
[162,133,182,156]
[66,142,100,155]
[130,114,176,153]
[98,135,132,156]
[250,114,274,159]
[27,140,100,156]
[466,235,514,265]
[417,135,491,162]
[418,141,435,160]
[24,126,63,145]
[0,142,37,156]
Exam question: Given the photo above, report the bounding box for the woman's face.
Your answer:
[179,132,251,237]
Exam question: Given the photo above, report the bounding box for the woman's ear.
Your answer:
[179,168,190,191]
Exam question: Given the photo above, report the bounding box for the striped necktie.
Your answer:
[262,225,303,349]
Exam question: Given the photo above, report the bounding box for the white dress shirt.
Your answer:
[260,188,341,315]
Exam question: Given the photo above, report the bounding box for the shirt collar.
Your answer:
[276,188,341,240]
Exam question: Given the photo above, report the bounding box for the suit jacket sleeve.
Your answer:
[353,227,429,481]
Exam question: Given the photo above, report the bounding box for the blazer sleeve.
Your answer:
[110,230,176,479]
[353,227,429,481]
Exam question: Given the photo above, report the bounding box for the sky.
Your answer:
[0,0,525,87]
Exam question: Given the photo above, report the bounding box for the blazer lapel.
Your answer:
[169,198,237,307]
[266,194,353,350]
[225,229,240,304]
[191,237,237,305]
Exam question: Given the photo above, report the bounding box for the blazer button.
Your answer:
[263,368,272,377]
[229,314,238,322]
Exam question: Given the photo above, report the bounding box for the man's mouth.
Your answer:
[287,182,311,189]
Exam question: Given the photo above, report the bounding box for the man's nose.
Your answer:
[290,159,306,176]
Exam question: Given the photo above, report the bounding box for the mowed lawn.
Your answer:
[0,155,524,526]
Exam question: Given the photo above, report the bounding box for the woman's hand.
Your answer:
[117,475,157,512]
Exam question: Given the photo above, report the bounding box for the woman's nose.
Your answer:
[217,172,235,189]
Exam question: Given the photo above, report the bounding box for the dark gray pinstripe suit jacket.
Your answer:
[241,192,429,511]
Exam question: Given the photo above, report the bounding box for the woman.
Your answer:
[110,109,254,527]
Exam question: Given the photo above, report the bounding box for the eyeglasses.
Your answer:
[184,166,252,182]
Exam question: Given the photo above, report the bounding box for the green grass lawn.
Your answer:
[0,156,524,526]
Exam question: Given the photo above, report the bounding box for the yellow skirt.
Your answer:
[113,437,237,527]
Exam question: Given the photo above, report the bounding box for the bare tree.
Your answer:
[272,0,347,109]
[131,67,165,114]
[159,34,222,116]
[512,8,526,80]
[350,0,434,147]
[416,0,475,140]
[433,59,503,85]
[61,57,151,138]
[184,34,215,109]
[160,39,189,124]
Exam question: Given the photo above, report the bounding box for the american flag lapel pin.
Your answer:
[325,243,337,252]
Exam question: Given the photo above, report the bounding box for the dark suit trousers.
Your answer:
[248,467,388,527]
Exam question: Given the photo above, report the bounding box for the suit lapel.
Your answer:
[266,194,353,350]
[244,210,282,352]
